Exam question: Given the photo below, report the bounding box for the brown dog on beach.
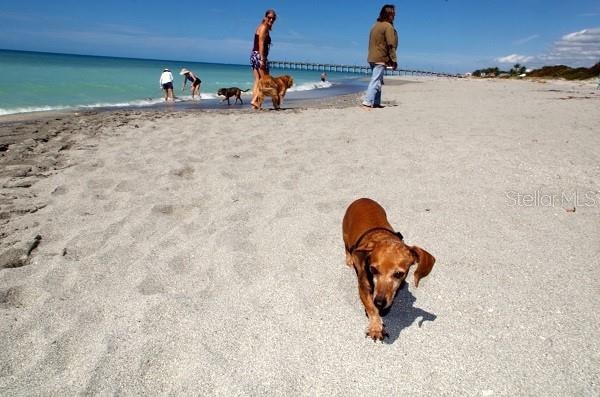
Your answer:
[342,198,436,341]
[217,87,249,105]
[254,74,294,110]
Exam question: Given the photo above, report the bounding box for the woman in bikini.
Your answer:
[180,68,202,100]
[250,9,277,109]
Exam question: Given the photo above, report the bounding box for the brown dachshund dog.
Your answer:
[254,74,294,110]
[343,198,436,341]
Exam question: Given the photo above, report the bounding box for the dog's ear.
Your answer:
[354,240,375,255]
[409,245,435,287]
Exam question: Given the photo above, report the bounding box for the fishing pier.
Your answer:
[268,60,457,77]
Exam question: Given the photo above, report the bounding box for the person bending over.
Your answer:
[180,68,202,100]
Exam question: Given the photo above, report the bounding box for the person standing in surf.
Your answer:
[159,68,174,101]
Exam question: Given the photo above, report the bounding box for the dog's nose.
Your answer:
[374,297,387,310]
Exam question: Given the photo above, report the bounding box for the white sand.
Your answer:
[1,77,599,395]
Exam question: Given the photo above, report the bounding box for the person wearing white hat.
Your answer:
[180,68,202,99]
[159,68,174,101]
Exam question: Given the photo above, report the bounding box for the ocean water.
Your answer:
[0,50,365,115]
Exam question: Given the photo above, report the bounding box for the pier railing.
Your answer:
[268,60,457,77]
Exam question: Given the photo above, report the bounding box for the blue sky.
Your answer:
[1,0,599,73]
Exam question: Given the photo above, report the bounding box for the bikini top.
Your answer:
[253,33,271,56]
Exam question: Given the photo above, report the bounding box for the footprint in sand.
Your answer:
[52,185,68,195]
[114,180,137,193]
[87,178,114,190]
[315,199,346,214]
[167,254,192,275]
[137,275,166,296]
[170,165,195,179]
[0,285,47,308]
[151,204,175,215]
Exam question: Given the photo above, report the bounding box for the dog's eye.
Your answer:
[393,271,405,279]
[369,266,379,276]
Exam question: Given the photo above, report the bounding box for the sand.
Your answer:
[1,77,599,395]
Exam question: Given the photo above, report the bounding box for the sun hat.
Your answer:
[163,68,170,72]
[179,68,190,75]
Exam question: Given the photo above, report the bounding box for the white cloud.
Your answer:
[496,27,600,67]
[514,34,539,45]
[541,28,600,65]
[496,54,534,64]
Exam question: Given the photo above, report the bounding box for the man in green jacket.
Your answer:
[362,4,398,108]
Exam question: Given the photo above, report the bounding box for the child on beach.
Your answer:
[159,69,174,101]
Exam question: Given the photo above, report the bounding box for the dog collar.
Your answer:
[346,227,403,254]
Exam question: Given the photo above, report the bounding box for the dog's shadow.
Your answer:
[381,282,437,344]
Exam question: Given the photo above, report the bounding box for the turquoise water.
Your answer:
[0,50,365,115]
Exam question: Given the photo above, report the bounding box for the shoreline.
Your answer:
[0,75,426,119]
[0,89,366,144]
[0,75,370,118]
[0,89,364,121]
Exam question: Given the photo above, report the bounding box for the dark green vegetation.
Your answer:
[473,62,600,80]
[527,62,600,80]
[472,64,526,77]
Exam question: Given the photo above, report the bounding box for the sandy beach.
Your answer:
[1,77,599,395]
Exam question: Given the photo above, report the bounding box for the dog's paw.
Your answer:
[366,322,388,341]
